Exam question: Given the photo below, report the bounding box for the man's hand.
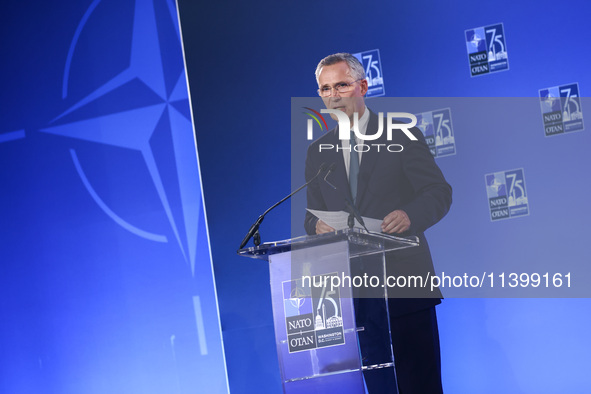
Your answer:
[316,220,335,234]
[381,210,411,234]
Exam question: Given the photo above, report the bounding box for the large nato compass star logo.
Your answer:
[40,0,201,275]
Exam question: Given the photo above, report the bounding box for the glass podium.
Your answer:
[238,228,419,393]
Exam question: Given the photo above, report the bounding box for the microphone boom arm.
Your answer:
[238,163,327,250]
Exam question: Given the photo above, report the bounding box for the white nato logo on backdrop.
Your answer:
[539,83,584,136]
[415,108,456,158]
[0,130,26,144]
[37,0,220,359]
[465,23,509,77]
[485,168,528,221]
[38,0,202,276]
[353,49,385,97]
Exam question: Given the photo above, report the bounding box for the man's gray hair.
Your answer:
[315,53,366,84]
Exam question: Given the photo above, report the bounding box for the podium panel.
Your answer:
[271,241,363,390]
[239,229,418,393]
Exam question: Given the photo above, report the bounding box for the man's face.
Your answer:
[317,61,368,124]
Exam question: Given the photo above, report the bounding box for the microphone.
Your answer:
[323,163,369,233]
[238,163,328,250]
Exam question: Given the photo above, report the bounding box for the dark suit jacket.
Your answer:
[304,110,452,317]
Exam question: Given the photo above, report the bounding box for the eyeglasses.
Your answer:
[317,79,363,97]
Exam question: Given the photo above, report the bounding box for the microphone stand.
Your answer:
[238,163,327,250]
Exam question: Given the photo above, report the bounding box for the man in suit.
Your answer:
[304,53,452,393]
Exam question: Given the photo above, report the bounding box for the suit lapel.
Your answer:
[320,126,351,204]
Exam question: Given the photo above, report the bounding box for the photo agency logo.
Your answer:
[353,49,385,97]
[415,108,456,158]
[539,83,584,136]
[303,107,329,140]
[485,168,529,221]
[465,23,509,76]
[304,108,418,153]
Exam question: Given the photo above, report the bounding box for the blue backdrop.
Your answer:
[178,0,591,392]
[1,1,228,393]
[3,0,591,393]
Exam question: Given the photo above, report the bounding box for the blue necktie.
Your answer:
[349,130,359,203]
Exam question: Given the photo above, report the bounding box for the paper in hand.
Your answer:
[306,209,384,232]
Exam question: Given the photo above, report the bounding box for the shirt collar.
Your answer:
[351,105,370,135]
